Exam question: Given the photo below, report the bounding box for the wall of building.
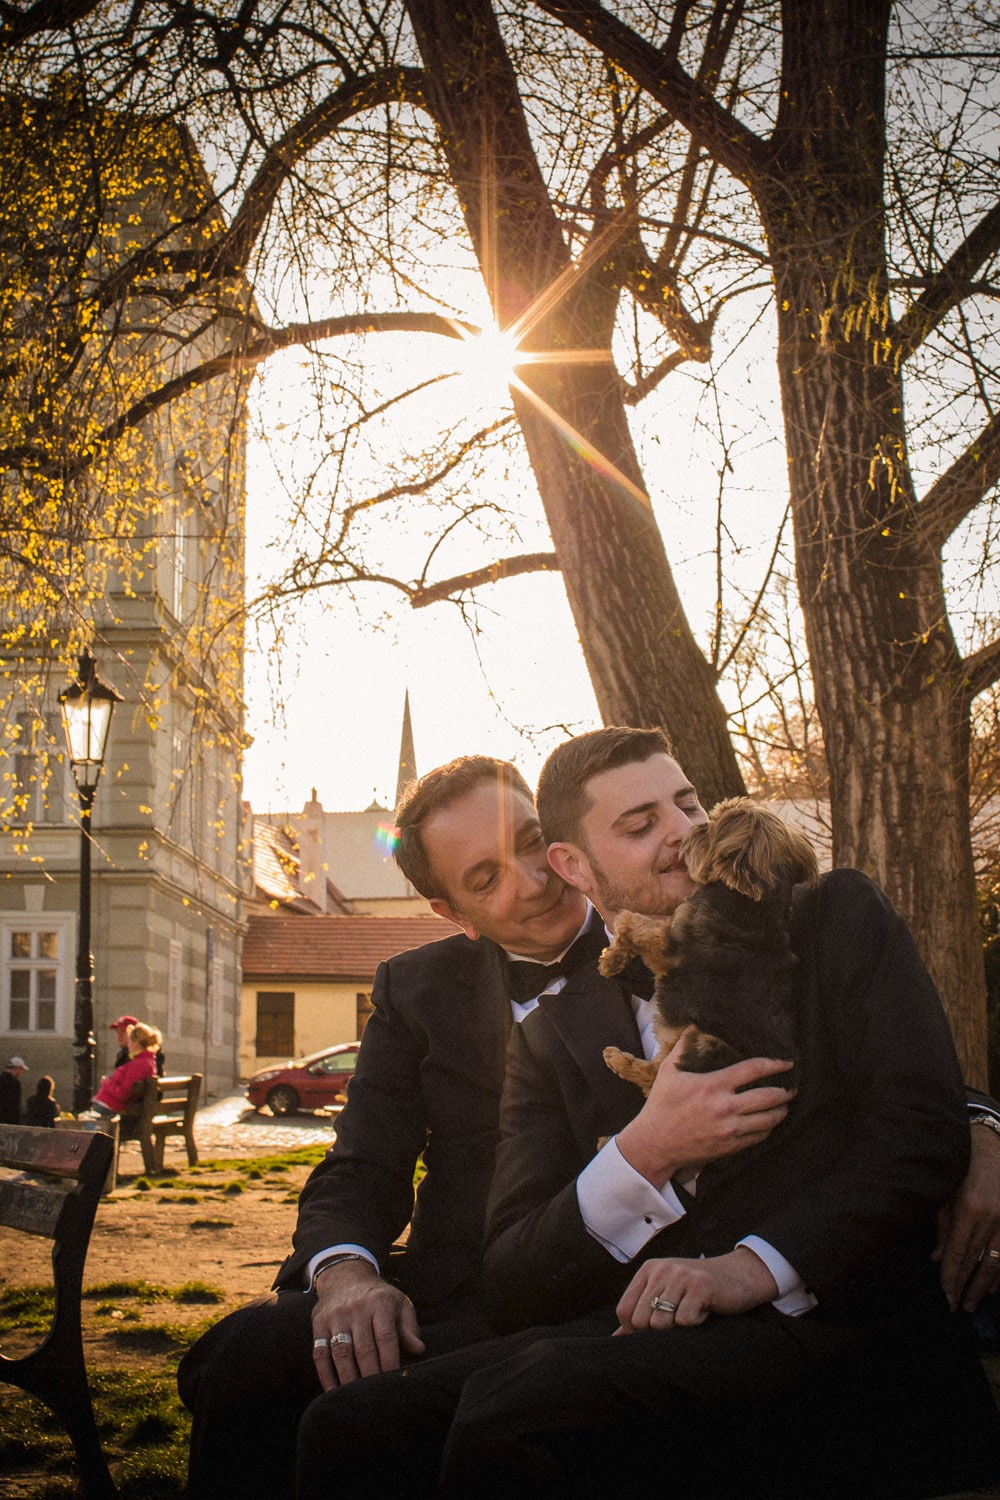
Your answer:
[239,980,365,1079]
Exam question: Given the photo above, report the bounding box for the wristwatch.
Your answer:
[969,1112,1000,1138]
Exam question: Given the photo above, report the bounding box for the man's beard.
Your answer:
[586,850,696,921]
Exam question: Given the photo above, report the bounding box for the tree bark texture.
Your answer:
[756,0,986,1079]
[404,0,745,808]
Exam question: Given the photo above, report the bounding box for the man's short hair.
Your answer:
[394,756,532,901]
[536,726,671,846]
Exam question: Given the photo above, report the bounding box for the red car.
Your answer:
[245,1042,361,1116]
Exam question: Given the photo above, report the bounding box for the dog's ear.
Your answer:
[689,798,818,900]
[782,826,820,887]
[678,821,711,885]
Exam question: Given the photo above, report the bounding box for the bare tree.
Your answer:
[2,2,996,1075]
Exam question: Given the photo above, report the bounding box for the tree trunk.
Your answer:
[757,0,987,1080]
[404,0,744,806]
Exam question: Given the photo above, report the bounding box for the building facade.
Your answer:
[0,95,249,1108]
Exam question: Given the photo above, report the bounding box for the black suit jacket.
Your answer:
[483,869,971,1331]
[274,930,510,1309]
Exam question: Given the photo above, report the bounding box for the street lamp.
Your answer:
[58,650,122,1114]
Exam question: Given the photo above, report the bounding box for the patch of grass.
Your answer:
[246,1167,263,1179]
[173,1282,223,1304]
[222,1180,245,1194]
[156,1193,201,1204]
[134,1177,152,1192]
[0,1284,54,1338]
[189,1217,235,1230]
[0,1366,192,1498]
[83,1279,165,1301]
[195,1143,326,1174]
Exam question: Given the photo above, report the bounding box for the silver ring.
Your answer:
[330,1331,353,1345]
[313,1337,330,1349]
[649,1296,677,1313]
[987,1249,1000,1260]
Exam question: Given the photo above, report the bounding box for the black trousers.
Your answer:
[295,1303,1000,1500]
[178,1281,493,1500]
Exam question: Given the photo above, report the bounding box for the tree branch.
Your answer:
[0,310,479,476]
[896,199,1000,360]
[964,636,1000,702]
[411,552,560,607]
[916,409,1000,553]
[530,0,767,186]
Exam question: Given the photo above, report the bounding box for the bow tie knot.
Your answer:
[506,918,607,1006]
[507,958,566,1006]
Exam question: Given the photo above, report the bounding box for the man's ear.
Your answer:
[547,841,593,895]
[429,896,479,942]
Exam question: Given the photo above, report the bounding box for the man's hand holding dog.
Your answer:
[615,1031,795,1191]
[616,1248,780,1331]
[311,1258,425,1391]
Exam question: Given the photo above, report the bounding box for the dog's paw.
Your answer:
[598,944,627,977]
[603,1045,659,1095]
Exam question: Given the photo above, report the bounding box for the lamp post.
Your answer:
[58,650,122,1115]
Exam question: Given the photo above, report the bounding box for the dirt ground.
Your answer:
[1,1106,333,1364]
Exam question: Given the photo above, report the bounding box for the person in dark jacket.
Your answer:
[0,1056,27,1125]
[24,1074,60,1127]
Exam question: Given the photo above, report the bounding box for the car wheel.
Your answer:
[267,1085,299,1116]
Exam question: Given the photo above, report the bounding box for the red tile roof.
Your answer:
[242,913,460,981]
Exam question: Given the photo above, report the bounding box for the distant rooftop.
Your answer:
[242,913,457,981]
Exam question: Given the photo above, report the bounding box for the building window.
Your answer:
[12,712,69,825]
[256,991,294,1056]
[356,991,373,1036]
[1,917,73,1034]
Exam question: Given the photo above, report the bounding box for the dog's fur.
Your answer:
[599,798,819,1093]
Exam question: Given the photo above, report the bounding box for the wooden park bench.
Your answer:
[118,1072,202,1176]
[0,1122,117,1499]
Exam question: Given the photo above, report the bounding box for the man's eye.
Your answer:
[473,872,498,893]
[625,820,653,838]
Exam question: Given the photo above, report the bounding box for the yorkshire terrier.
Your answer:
[600,797,819,1093]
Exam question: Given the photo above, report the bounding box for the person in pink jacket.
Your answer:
[92,1022,160,1116]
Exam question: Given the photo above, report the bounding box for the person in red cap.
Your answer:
[110,1015,165,1076]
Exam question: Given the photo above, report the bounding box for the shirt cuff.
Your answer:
[306,1244,380,1290]
[738,1235,817,1316]
[577,1136,687,1262]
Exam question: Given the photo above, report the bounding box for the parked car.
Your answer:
[246,1042,361,1116]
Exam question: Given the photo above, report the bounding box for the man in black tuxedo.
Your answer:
[183,755,788,1498]
[295,729,1000,1498]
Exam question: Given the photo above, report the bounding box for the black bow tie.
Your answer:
[507,958,566,1005]
[506,916,607,1006]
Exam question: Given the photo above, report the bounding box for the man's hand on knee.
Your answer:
[934,1121,1000,1312]
[311,1259,425,1391]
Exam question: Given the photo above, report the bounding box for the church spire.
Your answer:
[395,690,418,810]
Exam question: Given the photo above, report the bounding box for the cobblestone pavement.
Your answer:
[116,1089,341,1165]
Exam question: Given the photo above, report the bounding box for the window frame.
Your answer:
[0,914,75,1036]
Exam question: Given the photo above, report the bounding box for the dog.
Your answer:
[599,797,819,1094]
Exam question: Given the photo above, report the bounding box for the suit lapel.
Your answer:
[538,963,646,1136]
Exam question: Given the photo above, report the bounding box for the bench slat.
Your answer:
[0,1176,66,1237]
[0,1125,93,1178]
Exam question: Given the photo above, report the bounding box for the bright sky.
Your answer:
[239,313,790,817]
